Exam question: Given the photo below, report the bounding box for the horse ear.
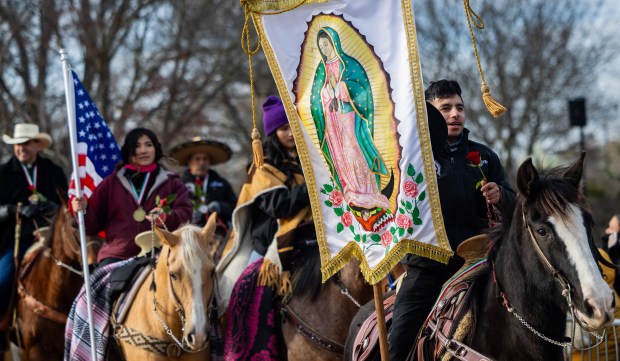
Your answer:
[200,213,217,241]
[562,152,585,190]
[154,226,180,247]
[517,157,539,199]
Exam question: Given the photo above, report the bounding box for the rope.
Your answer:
[239,0,310,169]
[463,0,506,118]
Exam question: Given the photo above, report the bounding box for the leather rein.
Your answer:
[16,226,88,325]
[279,273,362,355]
[493,208,604,351]
[113,245,215,357]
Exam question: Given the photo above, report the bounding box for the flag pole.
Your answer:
[60,49,99,361]
[373,283,390,361]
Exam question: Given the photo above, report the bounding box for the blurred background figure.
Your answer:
[169,137,236,237]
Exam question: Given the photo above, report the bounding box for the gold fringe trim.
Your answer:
[257,259,293,301]
[242,0,327,14]
[463,0,507,118]
[320,240,453,285]
[251,127,264,169]
[258,258,280,288]
[279,271,293,302]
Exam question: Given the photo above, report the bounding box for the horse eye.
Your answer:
[169,272,177,280]
[536,228,548,237]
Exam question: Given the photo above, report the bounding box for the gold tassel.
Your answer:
[463,0,507,118]
[252,127,264,168]
[481,82,506,118]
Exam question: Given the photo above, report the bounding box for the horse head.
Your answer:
[516,152,613,331]
[153,213,217,352]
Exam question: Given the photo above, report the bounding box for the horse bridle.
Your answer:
[493,207,605,351]
[149,245,214,354]
[280,272,362,355]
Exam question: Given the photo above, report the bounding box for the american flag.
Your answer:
[68,70,120,201]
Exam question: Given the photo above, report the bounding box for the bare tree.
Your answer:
[0,0,277,190]
[414,0,615,175]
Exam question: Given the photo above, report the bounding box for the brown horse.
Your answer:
[12,201,102,361]
[114,214,217,361]
[281,241,397,361]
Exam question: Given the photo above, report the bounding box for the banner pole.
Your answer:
[373,283,390,361]
[60,49,98,361]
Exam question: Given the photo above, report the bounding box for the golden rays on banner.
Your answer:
[252,1,453,284]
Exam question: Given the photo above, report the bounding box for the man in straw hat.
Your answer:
[0,123,67,345]
[170,137,237,232]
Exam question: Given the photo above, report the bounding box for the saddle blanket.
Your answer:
[63,259,132,361]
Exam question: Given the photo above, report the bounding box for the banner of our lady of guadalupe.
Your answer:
[252,0,453,284]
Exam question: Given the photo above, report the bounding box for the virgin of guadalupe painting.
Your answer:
[295,15,401,233]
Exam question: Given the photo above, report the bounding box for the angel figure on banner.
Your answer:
[310,26,394,232]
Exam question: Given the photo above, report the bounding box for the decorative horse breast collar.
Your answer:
[417,259,494,361]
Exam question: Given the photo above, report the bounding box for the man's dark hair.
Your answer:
[120,127,164,165]
[424,79,463,102]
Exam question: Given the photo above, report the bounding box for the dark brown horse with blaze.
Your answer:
[11,200,101,361]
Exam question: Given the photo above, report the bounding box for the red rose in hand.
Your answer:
[381,231,393,247]
[28,185,35,191]
[341,212,353,227]
[467,151,481,165]
[396,214,412,229]
[329,190,344,207]
[159,198,167,207]
[195,177,203,185]
[403,180,419,198]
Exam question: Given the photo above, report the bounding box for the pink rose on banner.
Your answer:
[341,212,353,227]
[329,189,344,207]
[381,231,393,247]
[403,180,418,198]
[396,214,412,229]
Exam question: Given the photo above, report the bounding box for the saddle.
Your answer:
[415,259,493,361]
[350,293,396,361]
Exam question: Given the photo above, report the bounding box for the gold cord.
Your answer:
[463,0,507,118]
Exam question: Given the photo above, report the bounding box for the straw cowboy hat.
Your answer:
[2,123,52,149]
[134,230,162,257]
[169,136,232,166]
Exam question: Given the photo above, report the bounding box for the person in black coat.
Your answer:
[0,124,67,335]
[170,137,237,235]
[389,80,517,361]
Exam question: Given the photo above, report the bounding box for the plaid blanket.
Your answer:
[63,259,132,361]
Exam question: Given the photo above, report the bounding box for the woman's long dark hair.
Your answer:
[120,128,164,166]
[263,133,302,187]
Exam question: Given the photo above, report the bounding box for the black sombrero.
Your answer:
[169,137,233,166]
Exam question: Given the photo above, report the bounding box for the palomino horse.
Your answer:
[12,201,102,361]
[347,154,614,361]
[114,214,217,361]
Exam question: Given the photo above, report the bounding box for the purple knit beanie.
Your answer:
[262,95,288,136]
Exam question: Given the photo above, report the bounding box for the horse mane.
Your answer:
[291,240,323,301]
[466,162,592,346]
[174,224,213,272]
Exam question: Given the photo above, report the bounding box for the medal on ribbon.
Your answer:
[129,172,151,222]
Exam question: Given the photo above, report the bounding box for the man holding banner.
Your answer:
[390,80,516,360]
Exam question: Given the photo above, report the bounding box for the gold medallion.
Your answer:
[28,193,39,204]
[133,207,146,222]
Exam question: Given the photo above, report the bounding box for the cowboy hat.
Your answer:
[3,123,52,149]
[135,230,162,257]
[169,136,232,166]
